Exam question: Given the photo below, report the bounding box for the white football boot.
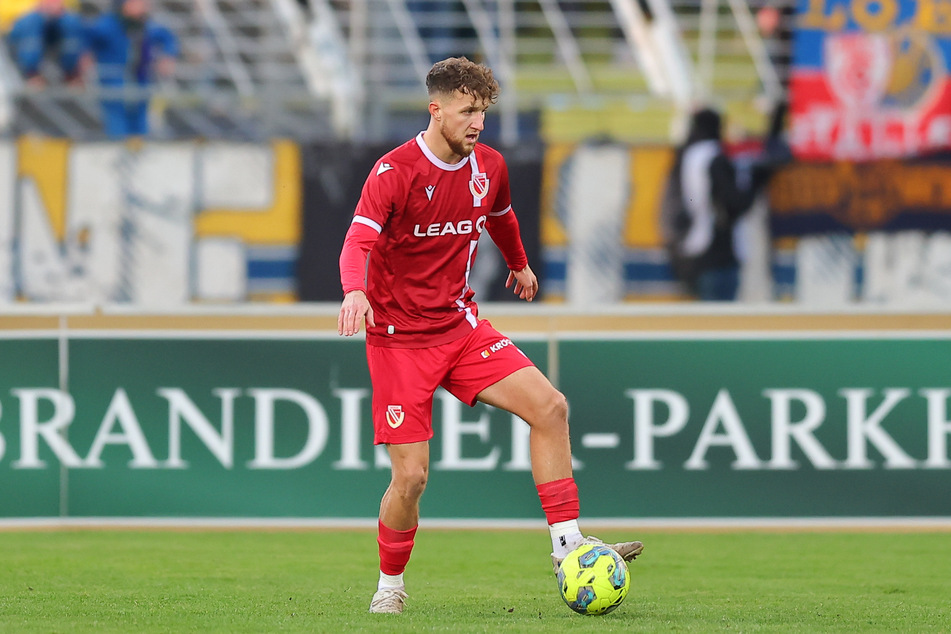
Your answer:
[369,586,408,614]
[551,536,644,574]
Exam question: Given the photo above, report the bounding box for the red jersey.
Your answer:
[340,133,527,348]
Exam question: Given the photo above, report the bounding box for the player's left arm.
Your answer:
[485,156,537,301]
[486,207,536,301]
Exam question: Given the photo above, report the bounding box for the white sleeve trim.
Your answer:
[352,215,383,233]
[488,205,512,217]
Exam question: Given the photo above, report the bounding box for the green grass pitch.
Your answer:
[1,528,949,632]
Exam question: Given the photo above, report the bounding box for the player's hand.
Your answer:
[338,290,375,336]
[505,265,538,302]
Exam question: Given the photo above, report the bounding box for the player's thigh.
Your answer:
[367,344,445,445]
[441,322,534,407]
[475,365,566,425]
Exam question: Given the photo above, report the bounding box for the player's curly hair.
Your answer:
[426,57,500,104]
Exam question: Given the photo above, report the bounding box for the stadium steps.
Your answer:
[324,0,788,142]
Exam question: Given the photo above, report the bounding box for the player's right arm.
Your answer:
[338,289,374,336]
[338,221,379,336]
[337,155,405,335]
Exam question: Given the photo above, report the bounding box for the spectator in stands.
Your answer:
[662,107,769,301]
[84,0,177,139]
[7,0,85,89]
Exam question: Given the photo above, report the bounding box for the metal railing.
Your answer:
[1,0,790,142]
[2,83,333,140]
[326,0,787,141]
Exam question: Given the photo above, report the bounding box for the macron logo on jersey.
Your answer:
[377,162,394,175]
[425,185,435,201]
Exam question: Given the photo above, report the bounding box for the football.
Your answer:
[556,542,631,615]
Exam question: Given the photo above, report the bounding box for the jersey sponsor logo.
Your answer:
[377,162,394,175]
[386,404,405,428]
[480,337,514,358]
[413,215,486,237]
[469,172,489,202]
[425,184,435,201]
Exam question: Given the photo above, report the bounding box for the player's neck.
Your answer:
[422,127,464,165]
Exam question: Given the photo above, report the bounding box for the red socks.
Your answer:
[536,477,580,524]
[377,521,418,575]
[377,480,577,574]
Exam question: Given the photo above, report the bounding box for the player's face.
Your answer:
[438,91,489,159]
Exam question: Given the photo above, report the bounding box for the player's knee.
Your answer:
[541,388,569,430]
[552,389,569,419]
[394,463,429,500]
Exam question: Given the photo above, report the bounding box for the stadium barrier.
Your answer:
[9,136,951,310]
[1,303,950,522]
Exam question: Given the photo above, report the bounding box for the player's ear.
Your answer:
[428,100,441,121]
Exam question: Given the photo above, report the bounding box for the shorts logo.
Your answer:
[386,405,405,428]
[480,338,513,358]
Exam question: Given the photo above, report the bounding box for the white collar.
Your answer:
[415,132,471,172]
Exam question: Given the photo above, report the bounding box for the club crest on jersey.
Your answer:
[386,405,405,428]
[469,172,489,205]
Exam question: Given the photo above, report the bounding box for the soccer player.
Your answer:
[337,56,643,615]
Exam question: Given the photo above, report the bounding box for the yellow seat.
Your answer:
[1,0,79,32]
[1,0,35,32]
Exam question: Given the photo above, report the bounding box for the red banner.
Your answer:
[790,0,951,161]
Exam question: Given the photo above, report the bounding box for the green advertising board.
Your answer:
[1,331,949,519]
[559,336,951,518]
[0,334,549,519]
[0,338,62,517]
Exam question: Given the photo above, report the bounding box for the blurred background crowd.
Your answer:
[1,0,948,307]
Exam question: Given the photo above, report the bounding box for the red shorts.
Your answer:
[367,320,535,445]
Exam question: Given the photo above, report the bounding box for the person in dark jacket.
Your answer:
[8,0,85,88]
[664,107,768,301]
[84,0,177,138]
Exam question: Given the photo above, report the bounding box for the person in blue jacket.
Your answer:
[84,0,177,138]
[8,0,85,88]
